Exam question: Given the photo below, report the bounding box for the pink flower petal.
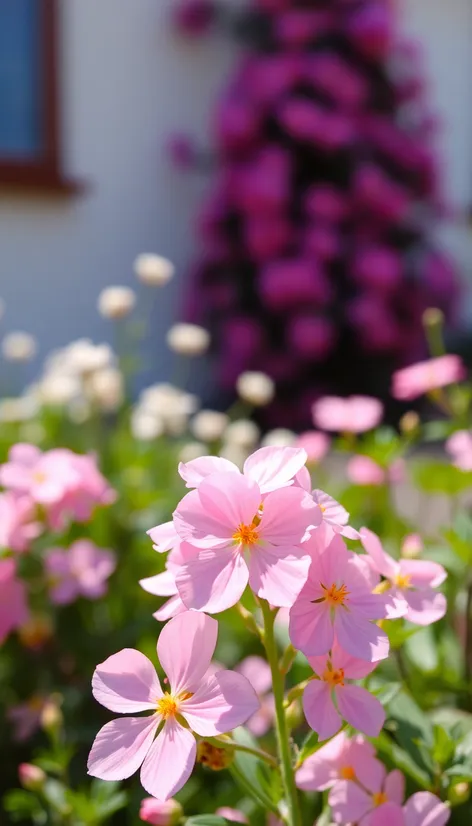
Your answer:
[261,486,317,543]
[197,473,261,536]
[289,599,334,656]
[303,680,341,741]
[87,715,158,781]
[360,527,398,580]
[404,589,447,626]
[384,769,405,804]
[330,643,378,680]
[153,594,187,622]
[248,544,310,607]
[140,571,177,597]
[140,719,196,801]
[356,756,386,794]
[92,649,162,713]
[176,547,249,613]
[399,559,447,589]
[243,446,308,493]
[370,803,405,826]
[181,670,259,735]
[178,456,239,488]
[236,656,272,695]
[147,521,180,553]
[403,792,450,826]
[335,609,389,662]
[157,612,218,695]
[328,779,371,823]
[335,684,385,737]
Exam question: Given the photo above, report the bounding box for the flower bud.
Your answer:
[40,698,63,734]
[18,763,46,791]
[197,739,234,770]
[134,254,175,287]
[216,808,248,824]
[399,411,420,435]
[98,286,136,319]
[166,323,210,357]
[236,371,275,407]
[449,782,469,806]
[2,331,37,362]
[422,307,444,329]
[139,797,183,825]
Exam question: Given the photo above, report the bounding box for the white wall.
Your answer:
[0,0,238,378]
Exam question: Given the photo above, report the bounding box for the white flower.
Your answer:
[262,428,296,448]
[178,441,208,463]
[38,374,81,406]
[190,410,229,442]
[223,418,260,448]
[166,323,210,357]
[236,371,275,406]
[88,368,124,412]
[131,409,164,441]
[2,332,37,362]
[62,340,116,375]
[134,253,175,287]
[97,286,136,319]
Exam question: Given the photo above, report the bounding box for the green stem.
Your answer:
[260,599,302,826]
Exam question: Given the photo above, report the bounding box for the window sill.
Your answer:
[0,169,86,197]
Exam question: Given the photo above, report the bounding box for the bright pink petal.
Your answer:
[140,571,177,597]
[399,559,447,589]
[356,756,385,794]
[289,598,334,656]
[330,643,378,680]
[178,456,239,488]
[87,715,158,781]
[176,547,249,613]
[307,653,330,678]
[92,649,162,712]
[248,544,310,607]
[9,443,42,465]
[296,732,348,791]
[370,803,405,826]
[403,792,450,826]
[260,486,317,543]
[147,521,180,553]
[404,589,447,626]
[197,473,261,536]
[140,718,196,801]
[328,779,372,823]
[243,446,308,493]
[303,680,341,741]
[384,769,405,805]
[153,594,187,622]
[335,609,389,662]
[360,527,398,580]
[335,684,385,737]
[181,670,259,735]
[157,612,218,694]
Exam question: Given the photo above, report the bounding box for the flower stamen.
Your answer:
[233,522,260,546]
[157,693,179,719]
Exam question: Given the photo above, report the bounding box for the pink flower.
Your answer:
[311,491,359,540]
[172,0,215,36]
[352,245,402,293]
[0,493,41,552]
[140,546,188,622]
[289,530,389,662]
[303,643,385,741]
[0,558,29,644]
[174,471,316,611]
[391,355,466,401]
[305,185,348,222]
[178,446,307,495]
[400,792,449,826]
[45,541,116,605]
[312,396,383,433]
[288,316,336,361]
[329,764,405,825]
[7,695,45,742]
[347,456,386,487]
[236,656,274,737]
[296,732,380,791]
[147,521,181,554]
[401,534,424,558]
[259,258,331,311]
[446,430,472,472]
[139,797,182,825]
[360,528,447,625]
[88,613,259,800]
[295,432,330,465]
[216,808,248,824]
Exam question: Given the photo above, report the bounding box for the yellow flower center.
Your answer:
[372,792,388,807]
[233,522,260,546]
[322,667,345,687]
[32,471,47,484]
[321,582,350,606]
[157,693,179,719]
[340,765,356,781]
[394,573,411,589]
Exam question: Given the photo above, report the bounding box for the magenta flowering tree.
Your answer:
[174,0,459,428]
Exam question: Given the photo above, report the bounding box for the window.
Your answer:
[0,0,77,192]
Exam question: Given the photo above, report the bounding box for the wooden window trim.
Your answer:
[0,0,82,195]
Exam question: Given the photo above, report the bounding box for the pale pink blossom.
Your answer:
[178,445,308,494]
[289,530,389,662]
[0,558,29,644]
[312,490,359,539]
[45,541,116,605]
[139,797,182,825]
[391,355,466,401]
[360,528,447,625]
[401,534,424,558]
[88,613,259,800]
[296,732,380,792]
[216,808,248,824]
[295,431,330,465]
[147,522,181,554]
[0,493,41,552]
[140,546,189,622]
[347,456,386,487]
[329,765,405,825]
[401,792,449,826]
[236,656,274,736]
[174,471,316,612]
[303,643,385,741]
[446,430,472,472]
[312,395,383,434]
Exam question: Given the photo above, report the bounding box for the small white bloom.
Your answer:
[166,323,210,357]
[220,442,249,470]
[39,374,81,406]
[2,332,37,362]
[134,253,175,287]
[178,441,208,463]
[223,418,260,449]
[262,428,296,448]
[190,410,229,443]
[63,340,116,375]
[236,371,275,407]
[131,409,164,441]
[140,383,199,418]
[88,368,124,412]
[97,286,136,319]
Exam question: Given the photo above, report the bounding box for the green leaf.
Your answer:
[229,728,280,814]
[405,627,439,673]
[186,817,229,826]
[374,732,433,789]
[42,779,71,816]
[412,460,472,495]
[3,790,47,824]
[432,725,455,766]
[371,682,402,707]
[384,690,435,777]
